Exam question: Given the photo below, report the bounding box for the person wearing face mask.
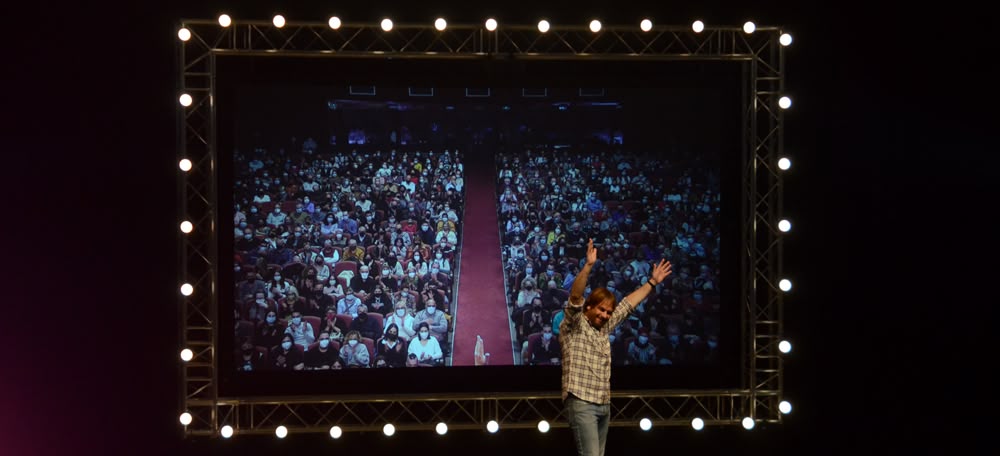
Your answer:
[304,331,341,370]
[339,330,370,368]
[338,211,359,236]
[235,338,265,372]
[331,228,349,248]
[377,323,407,367]
[627,327,657,366]
[318,308,343,337]
[365,285,389,314]
[266,205,287,227]
[238,271,266,302]
[270,333,305,371]
[289,204,310,225]
[529,324,561,366]
[253,190,271,204]
[266,272,296,301]
[235,228,260,253]
[418,221,437,245]
[545,223,565,246]
[535,265,564,291]
[234,204,247,227]
[385,300,416,340]
[348,304,381,341]
[403,266,421,289]
[255,311,285,349]
[283,312,315,350]
[604,280,623,303]
[342,239,365,264]
[629,253,651,279]
[320,215,338,237]
[245,291,275,322]
[336,288,363,318]
[234,219,250,239]
[430,250,452,274]
[349,265,377,296]
[435,223,458,247]
[520,299,549,342]
[512,277,540,322]
[412,298,447,344]
[407,322,443,365]
[619,266,639,293]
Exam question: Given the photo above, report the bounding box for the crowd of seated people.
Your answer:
[496,147,722,366]
[232,141,465,369]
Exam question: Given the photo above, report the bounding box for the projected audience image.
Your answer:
[229,87,724,370]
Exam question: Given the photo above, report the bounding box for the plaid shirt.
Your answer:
[560,295,634,404]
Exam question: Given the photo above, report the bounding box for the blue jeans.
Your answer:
[565,394,610,456]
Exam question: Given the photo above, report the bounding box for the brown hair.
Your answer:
[584,288,617,311]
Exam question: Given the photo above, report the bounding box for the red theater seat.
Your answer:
[333,261,358,279]
[366,312,384,330]
[522,332,542,365]
[361,337,376,367]
[335,313,354,330]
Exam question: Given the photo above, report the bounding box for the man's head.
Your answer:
[583,288,617,329]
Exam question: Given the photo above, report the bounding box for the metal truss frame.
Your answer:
[178,19,788,437]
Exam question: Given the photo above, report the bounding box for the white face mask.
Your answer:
[361,273,369,279]
[543,332,552,341]
[638,336,649,344]
[425,307,436,315]
[382,270,391,275]
[419,331,429,340]
[319,339,330,348]
[436,253,442,259]
[414,255,420,261]
[396,309,406,317]
[292,317,301,325]
[408,272,416,278]
[281,341,292,350]
[348,340,358,347]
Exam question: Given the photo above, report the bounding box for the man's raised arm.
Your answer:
[623,259,674,311]
[568,238,599,311]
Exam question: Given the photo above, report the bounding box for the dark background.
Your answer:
[5,0,993,454]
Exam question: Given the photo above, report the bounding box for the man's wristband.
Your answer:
[646,279,658,287]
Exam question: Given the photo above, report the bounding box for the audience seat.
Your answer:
[361,337,377,367]
[335,313,354,330]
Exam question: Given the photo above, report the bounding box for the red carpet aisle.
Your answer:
[451,148,513,365]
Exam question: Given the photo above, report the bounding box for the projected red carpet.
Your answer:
[452,149,513,365]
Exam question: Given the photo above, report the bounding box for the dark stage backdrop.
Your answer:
[6,1,993,455]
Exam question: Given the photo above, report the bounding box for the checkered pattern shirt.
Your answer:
[560,295,634,404]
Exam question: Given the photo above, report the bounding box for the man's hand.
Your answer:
[585,238,597,266]
[650,259,673,285]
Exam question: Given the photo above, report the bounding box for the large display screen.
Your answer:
[216,57,741,395]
